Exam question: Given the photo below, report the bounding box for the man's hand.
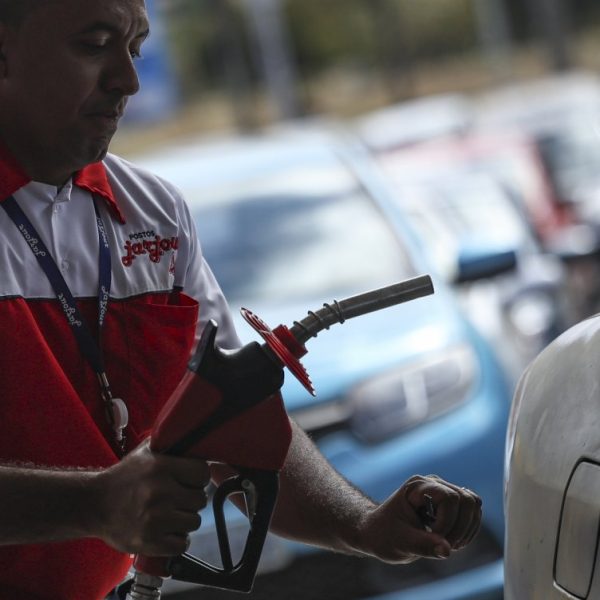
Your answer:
[93,440,210,557]
[356,474,482,563]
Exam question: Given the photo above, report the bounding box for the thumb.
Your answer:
[404,526,452,559]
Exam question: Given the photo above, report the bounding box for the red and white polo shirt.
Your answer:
[0,146,239,600]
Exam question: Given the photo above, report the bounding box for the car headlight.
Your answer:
[347,343,479,444]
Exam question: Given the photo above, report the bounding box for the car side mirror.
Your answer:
[454,242,518,284]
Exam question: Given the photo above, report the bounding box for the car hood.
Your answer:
[230,289,469,413]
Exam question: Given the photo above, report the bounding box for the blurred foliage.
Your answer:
[505,0,599,40]
[285,1,376,70]
[387,0,477,56]
[161,0,480,97]
[570,0,600,28]
[158,0,600,104]
[286,0,477,70]
[160,0,254,96]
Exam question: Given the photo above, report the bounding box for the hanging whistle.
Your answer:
[111,397,129,441]
[98,372,129,446]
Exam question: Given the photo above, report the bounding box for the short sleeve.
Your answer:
[170,182,241,350]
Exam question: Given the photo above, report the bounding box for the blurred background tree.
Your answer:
[116,0,600,150]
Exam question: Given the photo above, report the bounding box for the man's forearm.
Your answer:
[0,464,101,545]
[269,420,377,556]
[269,420,483,565]
[0,444,213,557]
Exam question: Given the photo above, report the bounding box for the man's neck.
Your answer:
[14,157,74,187]
[0,135,75,187]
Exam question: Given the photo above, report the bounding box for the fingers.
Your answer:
[133,440,212,490]
[148,474,210,513]
[157,454,212,490]
[427,476,481,549]
[97,442,212,555]
[404,474,482,552]
[445,489,481,549]
[393,523,452,561]
[134,456,209,554]
[357,484,456,563]
[137,510,202,557]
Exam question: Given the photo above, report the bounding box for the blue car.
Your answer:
[134,127,509,599]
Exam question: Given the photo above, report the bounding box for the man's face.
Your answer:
[0,0,149,176]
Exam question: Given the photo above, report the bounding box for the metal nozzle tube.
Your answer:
[290,274,434,346]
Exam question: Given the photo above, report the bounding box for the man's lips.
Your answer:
[87,110,122,119]
[85,110,123,132]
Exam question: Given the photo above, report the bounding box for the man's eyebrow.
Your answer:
[76,22,150,40]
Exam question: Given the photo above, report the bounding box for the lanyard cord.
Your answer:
[1,194,128,454]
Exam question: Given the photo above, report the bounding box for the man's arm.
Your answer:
[235,420,481,563]
[179,232,480,561]
[0,441,211,557]
[0,464,101,545]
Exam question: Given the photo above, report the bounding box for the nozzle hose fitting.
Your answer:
[126,573,163,600]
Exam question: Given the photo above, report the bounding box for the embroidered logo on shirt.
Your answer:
[121,231,179,267]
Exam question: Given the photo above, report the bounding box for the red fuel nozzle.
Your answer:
[130,274,435,598]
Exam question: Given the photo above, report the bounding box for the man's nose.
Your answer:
[103,51,141,97]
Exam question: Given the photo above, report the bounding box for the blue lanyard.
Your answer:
[1,194,128,452]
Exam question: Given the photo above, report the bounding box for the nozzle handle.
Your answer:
[289,274,434,345]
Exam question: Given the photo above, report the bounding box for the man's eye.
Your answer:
[129,49,143,60]
[81,41,107,54]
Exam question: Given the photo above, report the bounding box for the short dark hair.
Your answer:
[0,0,45,26]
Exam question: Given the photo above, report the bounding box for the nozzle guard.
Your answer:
[241,307,315,395]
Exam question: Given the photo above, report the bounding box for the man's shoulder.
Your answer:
[101,152,188,220]
[103,152,179,195]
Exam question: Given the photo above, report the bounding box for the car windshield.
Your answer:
[187,157,415,306]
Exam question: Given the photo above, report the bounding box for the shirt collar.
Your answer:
[0,142,126,224]
[74,162,125,223]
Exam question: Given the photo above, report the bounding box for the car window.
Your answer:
[187,160,415,305]
[427,179,528,245]
[538,125,600,201]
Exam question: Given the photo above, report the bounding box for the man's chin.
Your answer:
[91,145,110,163]
[78,138,112,167]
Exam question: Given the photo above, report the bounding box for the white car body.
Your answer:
[504,314,600,598]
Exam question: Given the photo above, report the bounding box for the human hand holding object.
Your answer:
[355,474,482,563]
[93,439,211,556]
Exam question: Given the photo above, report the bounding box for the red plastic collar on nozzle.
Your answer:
[240,307,315,396]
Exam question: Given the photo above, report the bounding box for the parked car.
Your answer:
[356,93,574,246]
[355,93,473,152]
[370,143,571,385]
[134,128,510,600]
[503,312,600,598]
[476,72,600,318]
[475,70,600,220]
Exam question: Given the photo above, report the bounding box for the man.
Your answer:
[0,1,482,599]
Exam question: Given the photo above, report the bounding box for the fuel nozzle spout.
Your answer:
[241,274,434,395]
[289,274,434,344]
